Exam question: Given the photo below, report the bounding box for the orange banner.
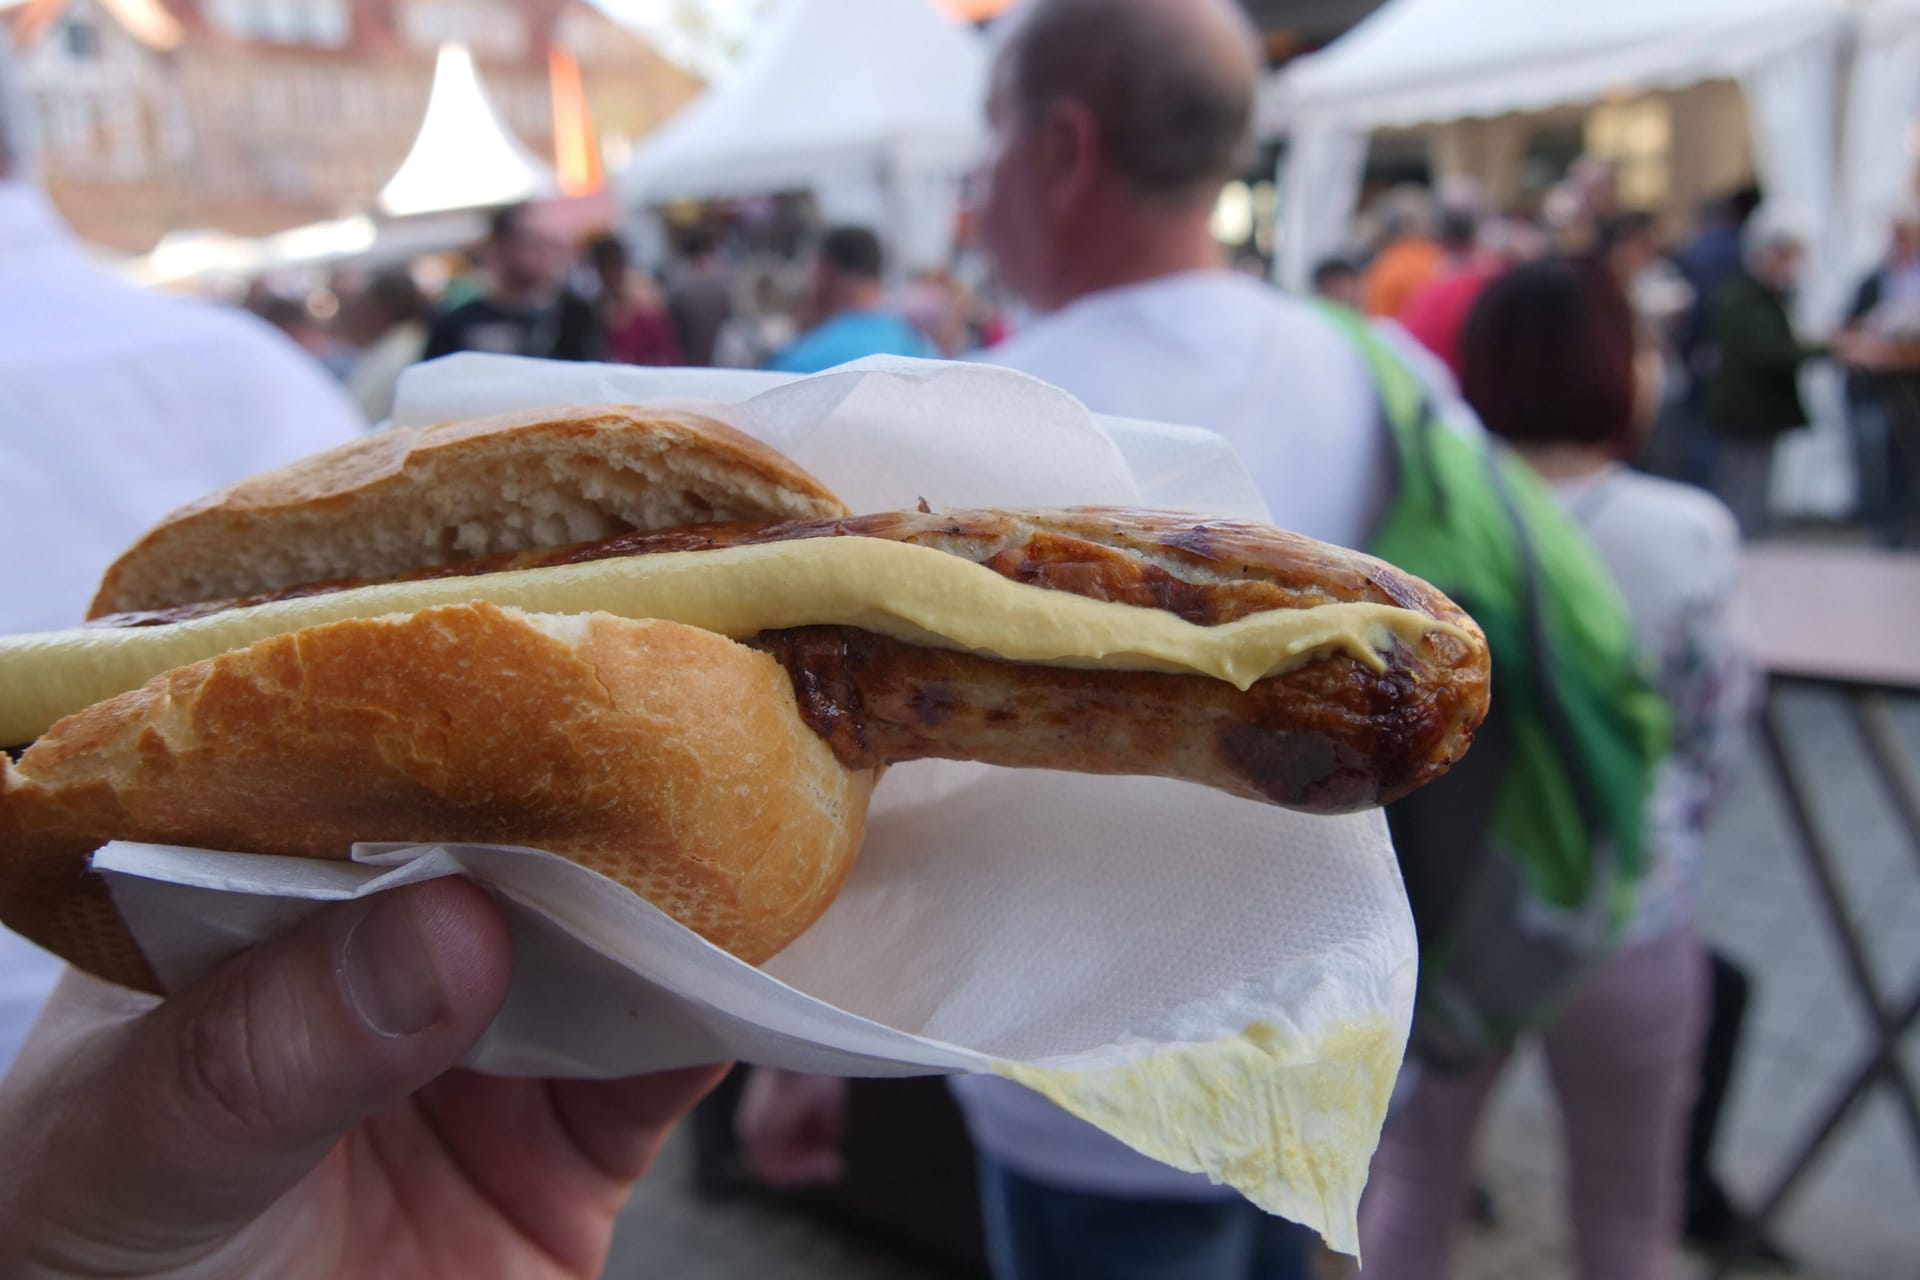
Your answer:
[549,46,603,198]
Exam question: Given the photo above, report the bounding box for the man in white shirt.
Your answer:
[947,5,1385,1275]
[739,7,1389,1272]
[972,7,1386,552]
[0,38,364,1075]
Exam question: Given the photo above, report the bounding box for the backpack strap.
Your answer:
[1481,448,1618,947]
[1313,304,1448,517]
[1323,302,1621,941]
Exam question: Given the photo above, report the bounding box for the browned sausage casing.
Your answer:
[89,508,1490,814]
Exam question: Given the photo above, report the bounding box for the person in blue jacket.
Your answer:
[766,225,935,373]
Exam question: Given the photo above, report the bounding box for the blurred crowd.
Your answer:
[1312,172,1920,547]
[237,202,1011,427]
[3,0,1917,1278]
[233,141,1920,563]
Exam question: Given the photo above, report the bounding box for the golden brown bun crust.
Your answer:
[0,604,876,990]
[89,405,849,619]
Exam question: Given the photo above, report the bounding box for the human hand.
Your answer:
[1834,329,1895,370]
[0,879,726,1278]
[734,1067,850,1189]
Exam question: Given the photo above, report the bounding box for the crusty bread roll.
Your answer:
[0,603,876,990]
[18,406,869,991]
[90,405,848,618]
[6,403,1488,993]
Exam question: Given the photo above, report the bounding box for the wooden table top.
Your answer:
[1742,545,1920,689]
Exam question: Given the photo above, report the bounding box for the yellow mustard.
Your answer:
[0,538,1463,745]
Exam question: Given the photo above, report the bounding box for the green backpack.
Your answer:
[1320,306,1672,1067]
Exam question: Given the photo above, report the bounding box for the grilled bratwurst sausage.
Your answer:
[88,508,1489,812]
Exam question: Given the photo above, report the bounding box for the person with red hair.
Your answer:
[1360,259,1755,1280]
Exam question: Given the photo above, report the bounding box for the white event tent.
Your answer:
[615,0,987,272]
[1267,0,1851,310]
[380,43,560,218]
[1267,0,1859,516]
[1838,0,1920,285]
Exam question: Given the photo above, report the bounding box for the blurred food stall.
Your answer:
[615,0,986,278]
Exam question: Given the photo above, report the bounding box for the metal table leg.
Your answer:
[1709,983,1920,1280]
[1712,690,1920,1278]
[1852,693,1920,879]
[1761,694,1920,1152]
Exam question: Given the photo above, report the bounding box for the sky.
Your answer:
[590,0,997,80]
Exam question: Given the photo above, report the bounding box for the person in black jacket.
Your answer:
[1705,221,1821,538]
[424,203,603,363]
[1838,210,1920,545]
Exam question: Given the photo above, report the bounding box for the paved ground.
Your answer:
[1449,686,1920,1280]
[605,685,1920,1279]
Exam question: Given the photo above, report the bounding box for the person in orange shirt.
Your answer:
[1400,209,1500,378]
[1361,186,1444,319]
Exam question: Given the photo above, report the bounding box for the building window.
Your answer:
[106,95,145,179]
[207,0,244,37]
[300,70,343,120]
[253,76,291,123]
[385,79,427,126]
[207,0,348,47]
[309,0,349,47]
[64,19,101,61]
[340,70,374,123]
[53,96,93,159]
[400,0,526,61]
[158,98,193,164]
[32,91,59,153]
[256,153,310,200]
[260,0,300,44]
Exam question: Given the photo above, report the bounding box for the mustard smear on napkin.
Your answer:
[996,1014,1402,1256]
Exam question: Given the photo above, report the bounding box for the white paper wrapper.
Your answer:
[94,354,1415,1253]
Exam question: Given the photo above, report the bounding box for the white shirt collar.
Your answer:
[0,182,77,258]
[1050,269,1249,314]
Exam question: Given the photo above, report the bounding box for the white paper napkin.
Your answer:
[93,355,1415,1253]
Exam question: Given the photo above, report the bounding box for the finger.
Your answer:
[548,1063,730,1183]
[397,1062,725,1277]
[4,878,511,1267]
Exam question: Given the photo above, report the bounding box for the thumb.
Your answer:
[18,878,512,1267]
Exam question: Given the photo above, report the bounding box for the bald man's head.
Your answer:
[996,0,1259,206]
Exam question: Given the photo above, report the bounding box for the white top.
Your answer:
[0,185,364,634]
[0,182,363,1075]
[977,272,1389,548]
[1551,467,1754,943]
[951,270,1386,1200]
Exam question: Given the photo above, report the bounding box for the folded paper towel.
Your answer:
[93,355,1416,1253]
